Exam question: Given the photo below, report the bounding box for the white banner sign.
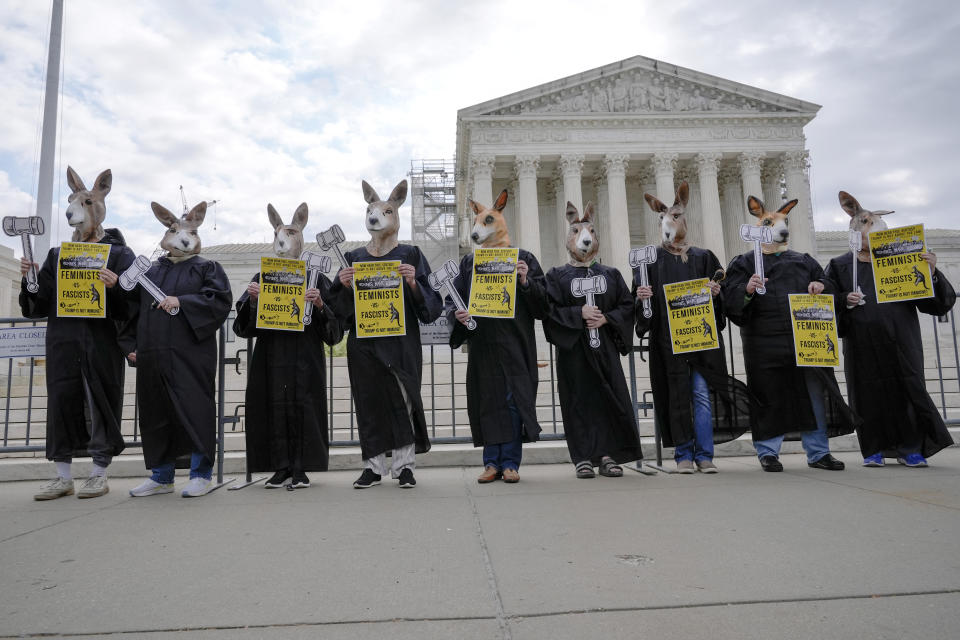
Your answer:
[0,326,46,358]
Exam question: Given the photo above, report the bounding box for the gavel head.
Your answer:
[628,245,658,268]
[119,255,152,291]
[300,251,332,274]
[427,259,458,291]
[2,216,44,237]
[570,275,607,298]
[316,224,345,249]
[739,223,774,244]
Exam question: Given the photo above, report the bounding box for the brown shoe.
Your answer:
[502,468,519,483]
[477,466,501,483]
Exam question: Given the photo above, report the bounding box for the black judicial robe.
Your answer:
[633,246,752,448]
[329,244,443,460]
[825,253,955,458]
[233,273,343,472]
[723,249,859,441]
[447,249,547,448]
[128,256,232,468]
[543,263,644,465]
[19,229,135,461]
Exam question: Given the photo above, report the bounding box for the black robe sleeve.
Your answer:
[408,246,443,324]
[605,268,636,356]
[447,254,474,350]
[915,268,957,317]
[18,248,57,318]
[232,273,260,340]
[178,260,234,342]
[518,251,549,320]
[544,266,587,351]
[721,252,754,327]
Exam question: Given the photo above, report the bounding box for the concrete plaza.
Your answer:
[1,448,959,639]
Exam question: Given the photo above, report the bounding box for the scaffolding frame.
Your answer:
[409,159,458,269]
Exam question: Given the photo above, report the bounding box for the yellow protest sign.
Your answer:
[869,224,932,303]
[354,260,405,338]
[468,247,519,319]
[789,294,840,368]
[256,257,306,332]
[663,278,719,355]
[57,242,110,318]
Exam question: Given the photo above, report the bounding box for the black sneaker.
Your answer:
[291,471,311,488]
[759,456,783,472]
[397,468,416,488]
[353,469,381,489]
[264,469,291,488]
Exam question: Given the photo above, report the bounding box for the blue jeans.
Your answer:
[675,370,714,462]
[482,393,523,471]
[151,452,213,484]
[754,370,830,463]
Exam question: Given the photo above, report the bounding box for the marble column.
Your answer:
[603,153,632,277]
[675,163,703,247]
[719,164,744,264]
[559,154,585,213]
[761,157,783,210]
[783,150,815,256]
[738,151,764,205]
[551,173,567,264]
[513,154,541,258]
[593,171,610,263]
[695,152,725,265]
[636,163,659,248]
[652,152,678,205]
[470,154,496,207]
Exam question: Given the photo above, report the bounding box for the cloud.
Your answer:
[0,0,957,262]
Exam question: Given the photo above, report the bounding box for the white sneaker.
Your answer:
[34,477,74,501]
[77,475,109,499]
[129,478,174,497]
[181,477,213,498]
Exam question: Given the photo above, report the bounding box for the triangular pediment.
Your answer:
[459,55,820,118]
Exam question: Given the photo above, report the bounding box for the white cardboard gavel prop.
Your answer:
[428,259,475,330]
[739,224,774,295]
[299,250,332,325]
[3,216,44,293]
[571,275,607,349]
[848,230,865,305]
[629,245,658,319]
[119,255,179,315]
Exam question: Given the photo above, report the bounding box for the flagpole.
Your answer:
[34,0,64,259]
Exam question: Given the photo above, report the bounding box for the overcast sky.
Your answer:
[1,0,957,257]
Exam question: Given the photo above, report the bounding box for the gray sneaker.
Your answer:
[676,460,695,474]
[77,475,109,499]
[34,477,75,501]
[696,459,719,474]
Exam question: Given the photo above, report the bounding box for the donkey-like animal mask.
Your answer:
[644,181,691,262]
[362,179,406,256]
[565,202,599,267]
[65,166,111,243]
[839,191,893,252]
[747,195,798,254]
[268,202,308,259]
[152,201,206,260]
[469,189,510,247]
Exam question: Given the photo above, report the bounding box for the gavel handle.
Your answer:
[302,269,320,325]
[753,242,767,295]
[638,266,652,319]
[586,292,600,348]
[21,234,39,293]
[444,283,475,330]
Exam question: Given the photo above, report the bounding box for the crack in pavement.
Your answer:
[2,588,958,638]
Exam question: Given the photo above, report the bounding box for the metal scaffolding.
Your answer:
[409,159,458,269]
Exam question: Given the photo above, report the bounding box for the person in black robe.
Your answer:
[635,246,753,474]
[330,243,442,488]
[723,196,858,472]
[543,202,643,479]
[823,191,956,467]
[20,228,135,500]
[126,201,233,498]
[233,272,343,488]
[447,191,549,483]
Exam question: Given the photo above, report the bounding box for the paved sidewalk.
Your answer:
[1,449,959,639]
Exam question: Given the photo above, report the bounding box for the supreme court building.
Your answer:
[455,55,821,277]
